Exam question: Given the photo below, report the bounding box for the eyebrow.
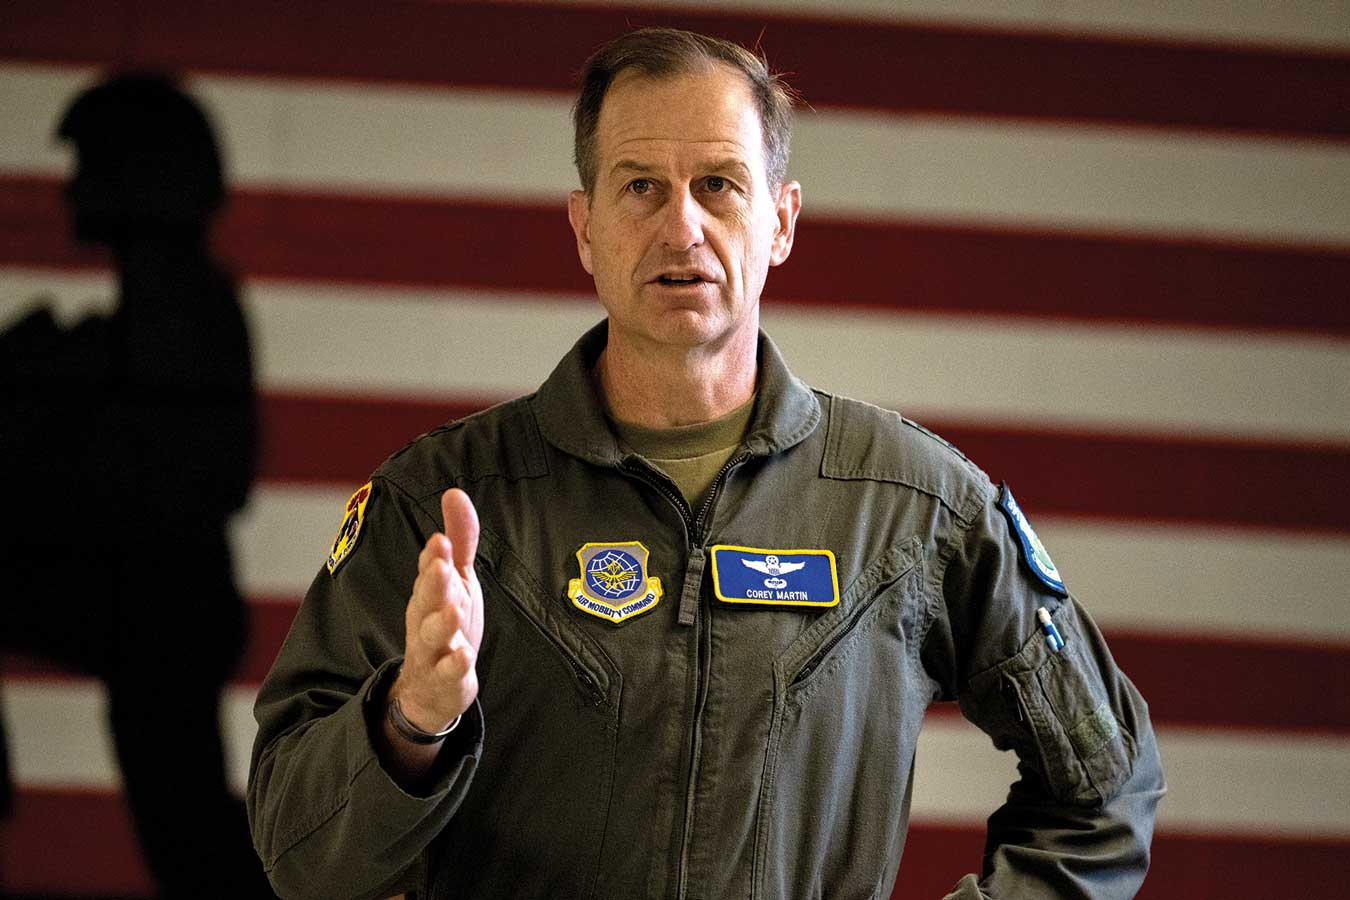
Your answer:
[610,159,657,177]
[609,158,756,182]
[705,158,754,182]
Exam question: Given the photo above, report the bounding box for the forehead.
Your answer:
[595,64,766,173]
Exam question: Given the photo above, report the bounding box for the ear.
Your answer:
[567,189,594,275]
[768,180,801,267]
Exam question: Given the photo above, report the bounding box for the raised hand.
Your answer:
[388,487,483,741]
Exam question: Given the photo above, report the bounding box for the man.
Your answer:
[248,28,1164,900]
[1,74,271,898]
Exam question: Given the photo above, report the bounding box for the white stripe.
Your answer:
[0,64,86,176]
[3,63,1348,246]
[2,682,258,794]
[6,681,1348,836]
[794,112,1350,245]
[2,682,123,790]
[1040,520,1350,642]
[519,0,1350,52]
[232,485,339,597]
[227,486,1350,643]
[7,270,1346,445]
[911,718,1350,837]
[765,304,1350,444]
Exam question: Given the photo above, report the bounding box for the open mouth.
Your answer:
[656,275,705,286]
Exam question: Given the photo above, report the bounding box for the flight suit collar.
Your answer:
[533,320,821,467]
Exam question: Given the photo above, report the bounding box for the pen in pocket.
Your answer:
[1037,606,1065,652]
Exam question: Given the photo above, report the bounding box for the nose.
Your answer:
[658,187,704,251]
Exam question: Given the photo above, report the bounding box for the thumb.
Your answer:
[441,487,480,575]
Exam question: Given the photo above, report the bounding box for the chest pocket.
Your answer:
[778,538,925,693]
[753,537,929,900]
[426,528,620,900]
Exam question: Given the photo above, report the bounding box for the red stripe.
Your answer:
[3,789,1345,897]
[1109,630,1350,737]
[5,176,1348,336]
[2,789,149,895]
[258,393,489,488]
[938,422,1350,534]
[6,601,1349,735]
[3,1,1348,140]
[927,630,1350,736]
[889,823,1350,900]
[255,392,1350,533]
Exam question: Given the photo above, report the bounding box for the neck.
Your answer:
[114,230,207,282]
[598,322,758,429]
[111,232,215,312]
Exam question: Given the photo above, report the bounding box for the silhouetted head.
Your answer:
[58,73,225,242]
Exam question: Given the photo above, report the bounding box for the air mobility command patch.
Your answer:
[710,546,839,608]
[996,483,1068,596]
[327,481,372,575]
[568,542,663,624]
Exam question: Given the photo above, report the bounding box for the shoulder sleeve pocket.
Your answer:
[965,601,1137,807]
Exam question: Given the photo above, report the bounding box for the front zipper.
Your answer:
[622,459,697,539]
[691,452,748,544]
[620,452,748,900]
[619,450,748,545]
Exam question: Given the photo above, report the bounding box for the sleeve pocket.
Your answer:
[970,602,1136,807]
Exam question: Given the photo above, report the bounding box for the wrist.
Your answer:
[387,695,462,745]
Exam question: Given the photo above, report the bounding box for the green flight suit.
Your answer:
[248,322,1164,900]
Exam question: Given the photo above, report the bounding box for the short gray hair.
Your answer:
[573,27,796,197]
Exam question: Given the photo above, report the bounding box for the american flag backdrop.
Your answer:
[2,1,1348,896]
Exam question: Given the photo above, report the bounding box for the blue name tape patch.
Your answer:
[710,545,839,607]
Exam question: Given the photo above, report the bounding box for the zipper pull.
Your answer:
[1002,677,1025,725]
[677,547,706,627]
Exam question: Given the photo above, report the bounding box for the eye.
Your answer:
[627,178,652,195]
[706,176,727,193]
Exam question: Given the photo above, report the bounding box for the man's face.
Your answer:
[568,64,800,353]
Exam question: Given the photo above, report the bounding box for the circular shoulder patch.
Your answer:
[995,483,1068,596]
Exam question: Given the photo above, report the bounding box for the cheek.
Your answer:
[724,218,777,293]
[594,216,644,261]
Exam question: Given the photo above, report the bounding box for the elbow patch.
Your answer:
[972,604,1136,807]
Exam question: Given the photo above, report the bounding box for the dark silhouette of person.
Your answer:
[0,73,275,899]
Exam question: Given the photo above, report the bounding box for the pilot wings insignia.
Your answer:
[742,554,806,588]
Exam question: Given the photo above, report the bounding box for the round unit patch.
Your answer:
[996,483,1068,596]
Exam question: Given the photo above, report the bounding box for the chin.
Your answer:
[647,309,730,347]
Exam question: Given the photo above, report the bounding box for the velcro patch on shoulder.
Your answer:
[996,483,1068,596]
[327,481,373,575]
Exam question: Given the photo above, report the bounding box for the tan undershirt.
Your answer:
[609,394,756,509]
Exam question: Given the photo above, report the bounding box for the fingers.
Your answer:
[434,640,477,685]
[395,492,483,733]
[418,532,451,571]
[441,488,480,577]
[415,584,462,650]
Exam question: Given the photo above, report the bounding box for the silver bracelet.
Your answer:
[387,696,461,745]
